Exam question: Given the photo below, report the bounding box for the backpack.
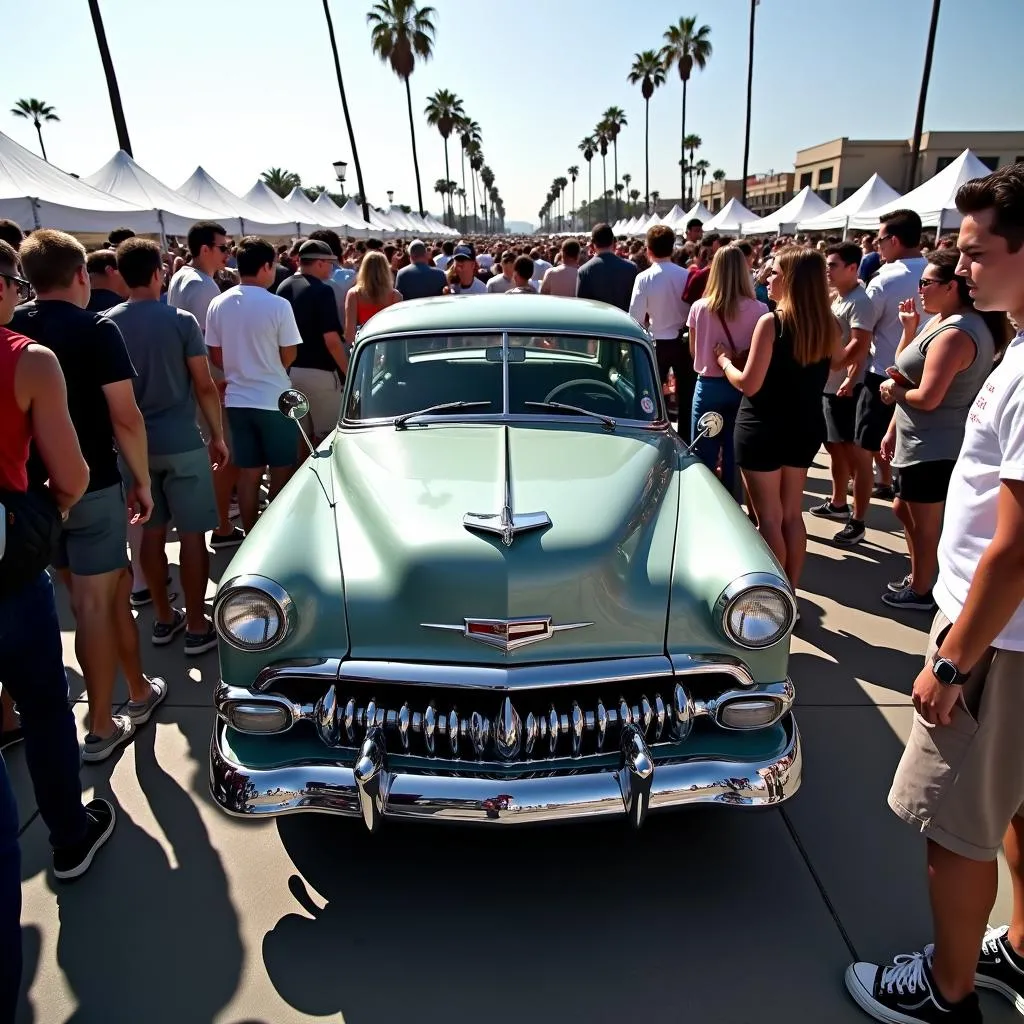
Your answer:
[0,486,61,599]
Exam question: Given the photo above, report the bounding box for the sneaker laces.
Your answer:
[879,945,934,996]
[983,925,1009,957]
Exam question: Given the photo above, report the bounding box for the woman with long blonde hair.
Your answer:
[344,250,401,344]
[715,247,843,595]
[687,244,768,491]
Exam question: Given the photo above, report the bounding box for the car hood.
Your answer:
[331,424,680,663]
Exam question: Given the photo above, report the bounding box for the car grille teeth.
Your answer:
[312,683,691,763]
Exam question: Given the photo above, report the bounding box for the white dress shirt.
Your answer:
[628,259,690,340]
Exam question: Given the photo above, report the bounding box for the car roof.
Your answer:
[356,294,650,342]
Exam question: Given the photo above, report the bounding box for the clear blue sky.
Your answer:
[5,0,1023,229]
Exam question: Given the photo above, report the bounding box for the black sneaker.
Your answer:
[834,518,866,546]
[210,526,245,551]
[873,483,896,500]
[888,572,914,593]
[53,798,116,881]
[151,608,187,646]
[810,499,851,519]
[976,925,1024,1015]
[846,946,982,1023]
[129,575,174,608]
[882,587,936,611]
[184,624,218,657]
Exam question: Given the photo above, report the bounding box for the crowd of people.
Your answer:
[1,159,1024,1024]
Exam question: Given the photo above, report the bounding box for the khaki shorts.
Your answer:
[888,610,1024,860]
[288,366,342,441]
[145,449,218,534]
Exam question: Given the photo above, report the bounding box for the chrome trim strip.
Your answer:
[209,714,802,824]
[251,657,342,693]
[214,574,297,653]
[669,653,757,688]
[713,571,797,651]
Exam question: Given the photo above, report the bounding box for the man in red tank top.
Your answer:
[0,240,119,1020]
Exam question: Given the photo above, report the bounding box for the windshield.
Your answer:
[344,333,663,424]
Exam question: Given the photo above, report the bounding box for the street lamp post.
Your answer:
[332,159,348,201]
[387,190,394,206]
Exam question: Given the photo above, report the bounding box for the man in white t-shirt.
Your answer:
[628,224,691,438]
[445,245,487,295]
[166,220,243,549]
[854,209,928,499]
[205,237,302,534]
[846,163,1024,1024]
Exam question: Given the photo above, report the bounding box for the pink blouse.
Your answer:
[687,296,768,377]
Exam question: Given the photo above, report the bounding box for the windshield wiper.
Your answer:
[524,401,616,430]
[394,401,492,429]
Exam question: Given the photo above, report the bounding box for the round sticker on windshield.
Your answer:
[641,396,655,415]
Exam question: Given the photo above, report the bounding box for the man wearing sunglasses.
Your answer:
[167,221,243,551]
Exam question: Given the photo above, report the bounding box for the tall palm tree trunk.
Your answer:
[613,142,620,220]
[88,0,133,156]
[587,162,592,229]
[907,0,941,191]
[34,122,48,162]
[460,149,467,231]
[571,179,575,228]
[442,137,451,225]
[644,99,650,212]
[602,155,608,224]
[404,78,425,215]
[680,80,687,203]
[741,0,757,206]
[323,0,370,223]
[471,173,478,232]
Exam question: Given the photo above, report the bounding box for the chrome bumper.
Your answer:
[209,713,801,829]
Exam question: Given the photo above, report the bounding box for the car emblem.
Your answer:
[421,616,592,652]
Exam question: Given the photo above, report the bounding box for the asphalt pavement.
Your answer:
[8,456,1022,1024]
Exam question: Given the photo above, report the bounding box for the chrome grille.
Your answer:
[310,678,701,763]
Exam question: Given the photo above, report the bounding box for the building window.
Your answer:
[936,156,955,172]
[817,166,834,185]
[799,171,812,188]
[713,198,721,212]
[980,156,999,170]
[816,188,833,205]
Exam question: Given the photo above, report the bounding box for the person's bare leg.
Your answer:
[114,569,153,704]
[742,469,785,569]
[69,571,122,738]
[928,839,998,1003]
[211,461,240,539]
[780,467,811,589]
[825,442,849,508]
[140,525,173,625]
[237,468,264,535]
[267,464,296,503]
[907,500,944,595]
[177,532,211,634]
[875,452,892,488]
[127,519,146,592]
[1003,815,1024,954]
[848,444,875,523]
[893,497,917,587]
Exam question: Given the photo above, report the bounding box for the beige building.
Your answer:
[700,177,742,213]
[793,131,1024,205]
[744,172,794,217]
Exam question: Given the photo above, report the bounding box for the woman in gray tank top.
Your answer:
[877,249,1001,610]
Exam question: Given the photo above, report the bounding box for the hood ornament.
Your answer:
[464,425,550,547]
[421,616,592,652]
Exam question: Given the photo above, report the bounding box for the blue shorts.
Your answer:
[225,407,298,470]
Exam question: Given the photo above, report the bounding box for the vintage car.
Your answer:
[210,295,801,830]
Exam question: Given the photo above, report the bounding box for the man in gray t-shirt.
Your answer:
[814,243,877,546]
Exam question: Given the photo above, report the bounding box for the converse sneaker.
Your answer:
[810,499,850,519]
[53,798,116,880]
[888,572,913,593]
[184,624,218,657]
[82,714,135,763]
[834,518,866,546]
[845,946,982,1023]
[882,587,936,611]
[210,526,245,551]
[976,925,1024,1015]
[126,676,168,726]
[151,609,187,646]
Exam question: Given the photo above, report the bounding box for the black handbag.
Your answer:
[0,486,62,598]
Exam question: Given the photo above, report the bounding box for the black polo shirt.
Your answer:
[276,273,344,373]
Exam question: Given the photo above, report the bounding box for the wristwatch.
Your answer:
[931,652,968,687]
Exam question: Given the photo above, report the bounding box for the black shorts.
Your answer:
[855,373,894,453]
[894,459,956,504]
[735,422,823,473]
[823,386,863,445]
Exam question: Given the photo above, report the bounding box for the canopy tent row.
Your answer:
[703,197,762,234]
[243,180,324,235]
[740,186,833,236]
[795,173,902,233]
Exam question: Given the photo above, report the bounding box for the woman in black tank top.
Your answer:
[715,247,841,591]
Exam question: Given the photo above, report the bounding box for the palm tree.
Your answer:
[579,137,595,229]
[694,159,710,201]
[629,188,641,213]
[568,166,579,229]
[741,0,758,206]
[261,168,302,197]
[456,185,467,229]
[367,0,437,216]
[627,49,666,214]
[614,182,625,216]
[488,186,499,233]
[554,176,568,230]
[622,172,632,203]
[480,165,495,231]
[602,106,627,219]
[424,88,465,225]
[10,98,59,162]
[467,141,484,231]
[650,190,660,214]
[459,118,481,226]
[594,122,611,224]
[323,0,371,224]
[713,168,726,182]
[87,0,132,156]
[908,0,942,190]
[661,17,712,206]
[683,133,702,203]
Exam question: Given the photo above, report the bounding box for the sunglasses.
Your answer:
[0,271,30,297]
[212,244,231,253]
[919,278,946,288]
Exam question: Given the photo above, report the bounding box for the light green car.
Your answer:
[210,294,801,829]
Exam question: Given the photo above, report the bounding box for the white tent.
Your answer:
[338,197,395,235]
[383,205,419,231]
[311,192,369,233]
[703,197,762,234]
[795,173,903,233]
[0,130,162,234]
[848,149,993,232]
[620,216,643,236]
[177,167,296,236]
[660,204,686,228]
[83,150,230,237]
[243,181,324,235]
[683,201,714,224]
[741,186,833,236]
[421,213,454,236]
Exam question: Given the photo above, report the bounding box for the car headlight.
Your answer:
[215,575,294,652]
[716,573,795,649]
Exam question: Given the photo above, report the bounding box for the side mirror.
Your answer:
[278,388,310,421]
[685,410,724,455]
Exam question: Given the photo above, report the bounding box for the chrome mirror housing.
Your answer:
[696,411,724,439]
[278,389,310,422]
